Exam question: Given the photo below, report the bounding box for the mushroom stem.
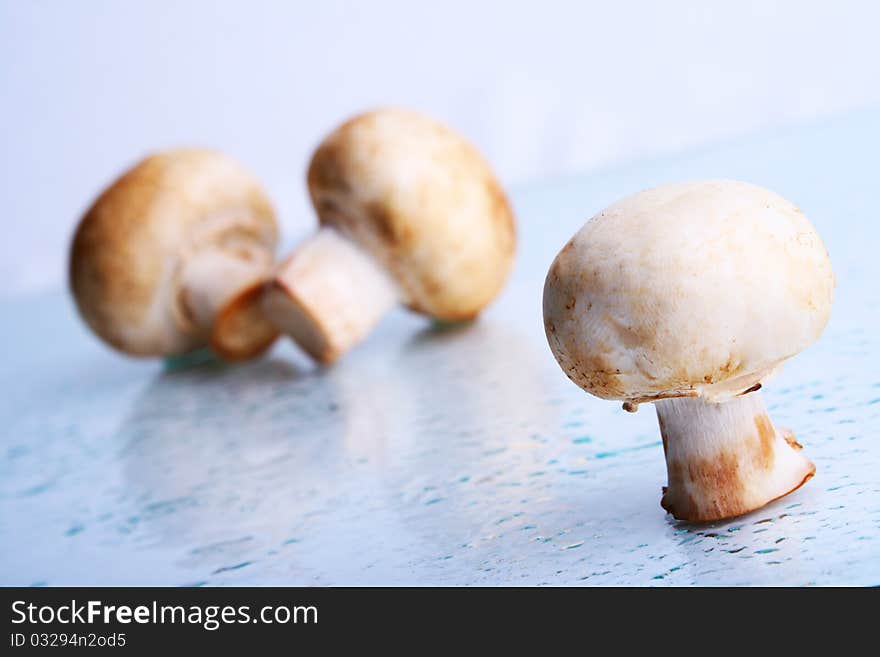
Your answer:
[655,392,815,522]
[261,227,400,364]
[177,249,278,361]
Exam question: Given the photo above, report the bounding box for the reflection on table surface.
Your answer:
[2,111,879,585]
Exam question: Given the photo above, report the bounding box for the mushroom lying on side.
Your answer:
[543,180,835,522]
[262,108,516,364]
[70,149,280,361]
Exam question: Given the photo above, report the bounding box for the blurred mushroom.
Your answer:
[262,108,516,364]
[543,180,835,521]
[70,149,280,361]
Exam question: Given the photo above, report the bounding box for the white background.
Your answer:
[2,0,878,298]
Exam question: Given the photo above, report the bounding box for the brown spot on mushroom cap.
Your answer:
[364,199,410,247]
[69,149,277,356]
[307,108,516,321]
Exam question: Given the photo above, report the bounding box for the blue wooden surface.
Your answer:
[1,111,879,585]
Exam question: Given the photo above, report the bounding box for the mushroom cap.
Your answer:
[307,108,516,321]
[70,148,278,356]
[543,180,835,404]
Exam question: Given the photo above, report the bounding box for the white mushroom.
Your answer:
[262,108,516,364]
[543,180,835,521]
[70,149,280,361]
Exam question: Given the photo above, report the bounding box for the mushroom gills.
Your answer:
[176,248,279,361]
[261,227,400,364]
[655,391,815,522]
